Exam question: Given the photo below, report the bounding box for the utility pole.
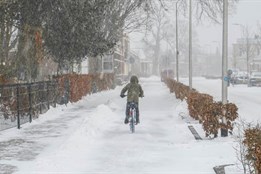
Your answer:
[189,0,192,89]
[176,0,180,82]
[221,0,228,137]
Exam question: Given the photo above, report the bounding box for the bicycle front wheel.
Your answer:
[130,117,135,133]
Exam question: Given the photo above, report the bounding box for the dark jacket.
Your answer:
[120,76,144,103]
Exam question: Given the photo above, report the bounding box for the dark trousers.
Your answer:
[125,102,139,121]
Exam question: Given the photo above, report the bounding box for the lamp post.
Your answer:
[221,0,228,137]
[176,0,180,82]
[189,0,192,89]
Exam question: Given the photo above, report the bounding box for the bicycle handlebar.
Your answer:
[120,94,144,98]
[120,94,127,98]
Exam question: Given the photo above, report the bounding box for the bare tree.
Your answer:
[234,25,259,75]
[142,1,170,75]
[142,0,238,77]
[160,0,238,24]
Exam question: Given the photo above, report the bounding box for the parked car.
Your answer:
[248,72,261,87]
[160,69,174,82]
[232,71,248,84]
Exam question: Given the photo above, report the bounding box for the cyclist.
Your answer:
[120,75,144,124]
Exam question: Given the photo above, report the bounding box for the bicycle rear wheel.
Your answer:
[128,105,136,133]
[130,117,135,133]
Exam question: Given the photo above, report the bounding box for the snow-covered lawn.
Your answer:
[0,76,259,174]
[180,77,261,123]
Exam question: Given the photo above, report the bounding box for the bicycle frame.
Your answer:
[128,102,137,133]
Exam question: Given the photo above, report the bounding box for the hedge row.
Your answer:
[244,126,261,173]
[189,91,238,137]
[165,78,192,101]
[165,78,261,173]
[55,73,114,103]
[164,78,238,138]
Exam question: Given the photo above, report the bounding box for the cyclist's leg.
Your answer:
[124,102,130,124]
[135,103,140,124]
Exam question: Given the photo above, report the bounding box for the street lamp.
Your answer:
[221,0,228,137]
[176,0,180,82]
[189,0,192,89]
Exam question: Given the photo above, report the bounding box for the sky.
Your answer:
[0,76,260,173]
[196,0,261,53]
[130,0,261,55]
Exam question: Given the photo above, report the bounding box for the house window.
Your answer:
[103,55,113,72]
[104,62,113,71]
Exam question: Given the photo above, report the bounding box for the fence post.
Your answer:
[54,81,57,108]
[64,78,70,105]
[28,84,32,123]
[16,84,20,129]
[47,81,50,110]
[39,83,42,114]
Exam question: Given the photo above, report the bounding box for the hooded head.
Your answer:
[130,75,139,84]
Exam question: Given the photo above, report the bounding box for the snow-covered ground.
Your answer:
[0,76,259,174]
[180,77,261,123]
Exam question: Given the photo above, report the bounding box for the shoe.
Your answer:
[124,118,129,124]
[135,119,140,125]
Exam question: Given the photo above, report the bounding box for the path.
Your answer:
[0,77,236,174]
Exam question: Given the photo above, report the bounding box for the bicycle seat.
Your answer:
[129,102,137,109]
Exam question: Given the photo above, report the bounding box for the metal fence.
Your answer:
[0,81,58,131]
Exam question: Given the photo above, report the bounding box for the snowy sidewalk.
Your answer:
[0,77,238,174]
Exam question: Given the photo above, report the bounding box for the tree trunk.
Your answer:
[17,24,39,82]
[152,26,161,75]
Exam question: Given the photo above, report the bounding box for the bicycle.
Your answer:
[128,102,137,133]
[120,95,138,133]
